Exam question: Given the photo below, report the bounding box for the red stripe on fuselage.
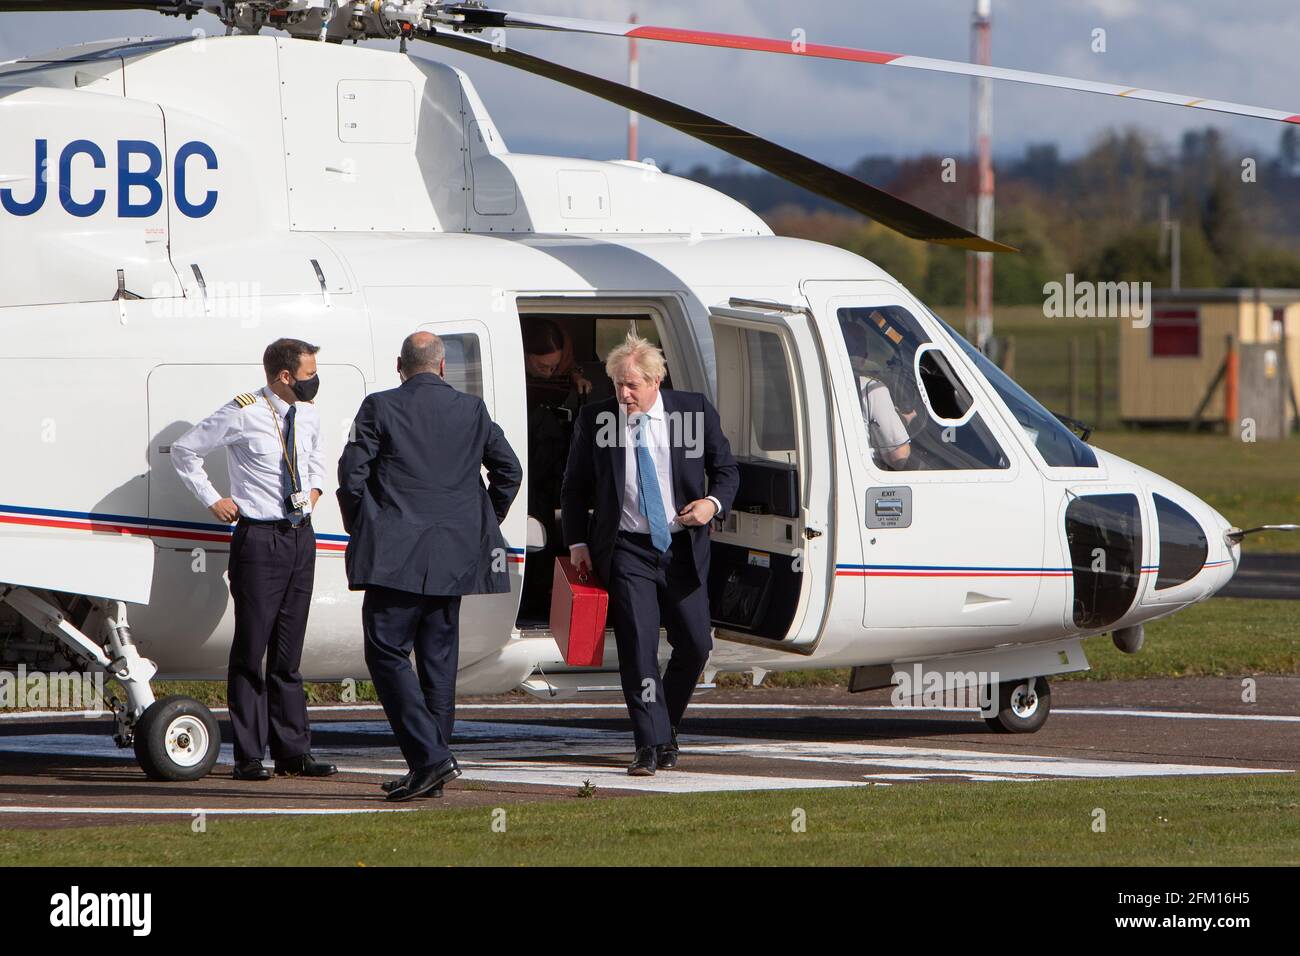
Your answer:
[0,513,525,559]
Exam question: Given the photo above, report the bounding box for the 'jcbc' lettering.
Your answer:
[0,139,218,219]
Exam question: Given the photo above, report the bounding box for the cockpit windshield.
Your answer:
[928,311,1099,469]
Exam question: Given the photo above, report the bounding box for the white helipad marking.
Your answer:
[687,740,1290,779]
[455,761,867,793]
[0,719,1289,792]
[335,761,864,794]
[0,806,416,816]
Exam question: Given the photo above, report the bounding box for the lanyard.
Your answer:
[262,391,300,491]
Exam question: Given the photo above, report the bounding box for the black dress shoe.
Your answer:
[386,757,460,802]
[656,728,680,770]
[628,746,657,777]
[274,753,337,777]
[233,760,271,781]
[380,773,443,798]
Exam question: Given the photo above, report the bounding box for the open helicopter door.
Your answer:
[803,281,1046,632]
[705,302,835,648]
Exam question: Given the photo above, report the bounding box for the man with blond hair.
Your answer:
[562,332,739,775]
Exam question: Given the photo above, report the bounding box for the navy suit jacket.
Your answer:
[337,373,522,596]
[560,389,740,587]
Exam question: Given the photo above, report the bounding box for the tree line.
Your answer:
[678,126,1300,305]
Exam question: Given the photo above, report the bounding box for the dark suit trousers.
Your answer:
[227,520,315,764]
[362,587,461,770]
[608,530,712,749]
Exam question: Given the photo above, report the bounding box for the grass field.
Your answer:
[3,774,1296,866]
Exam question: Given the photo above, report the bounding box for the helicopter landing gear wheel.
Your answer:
[983,677,1051,734]
[133,696,221,781]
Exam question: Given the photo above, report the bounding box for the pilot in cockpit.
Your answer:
[841,317,912,470]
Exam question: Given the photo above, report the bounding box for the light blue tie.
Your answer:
[633,415,672,553]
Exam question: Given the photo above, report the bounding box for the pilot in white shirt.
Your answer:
[859,374,912,470]
[169,338,336,783]
[172,384,325,521]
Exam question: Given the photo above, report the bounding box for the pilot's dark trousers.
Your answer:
[226,518,315,764]
[362,587,460,771]
[608,530,712,750]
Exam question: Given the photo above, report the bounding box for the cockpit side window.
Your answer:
[929,311,1099,468]
[837,306,1008,472]
[916,347,974,422]
[1154,494,1208,590]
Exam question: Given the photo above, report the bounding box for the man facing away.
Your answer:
[562,332,739,775]
[171,337,337,781]
[337,332,522,801]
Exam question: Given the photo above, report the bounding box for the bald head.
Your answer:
[398,331,445,381]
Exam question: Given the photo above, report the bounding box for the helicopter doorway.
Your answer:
[513,303,676,630]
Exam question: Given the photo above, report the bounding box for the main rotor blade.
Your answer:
[0,1,171,9]
[439,5,1300,127]
[418,27,1013,253]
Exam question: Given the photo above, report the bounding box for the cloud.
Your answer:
[0,1,1293,168]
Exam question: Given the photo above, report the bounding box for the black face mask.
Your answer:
[290,373,320,402]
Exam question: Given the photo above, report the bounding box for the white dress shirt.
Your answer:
[858,375,910,462]
[620,392,682,535]
[571,392,720,550]
[171,386,325,521]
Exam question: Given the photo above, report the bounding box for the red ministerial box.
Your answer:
[550,557,609,667]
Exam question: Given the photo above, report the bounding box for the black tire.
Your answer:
[982,677,1051,734]
[133,695,221,781]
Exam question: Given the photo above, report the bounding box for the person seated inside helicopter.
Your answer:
[524,319,594,403]
[519,318,592,621]
[840,317,912,470]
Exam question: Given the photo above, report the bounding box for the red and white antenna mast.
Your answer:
[967,0,995,351]
[627,12,639,161]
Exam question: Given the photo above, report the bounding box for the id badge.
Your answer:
[290,490,311,513]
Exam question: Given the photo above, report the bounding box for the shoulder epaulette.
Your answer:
[233,393,258,408]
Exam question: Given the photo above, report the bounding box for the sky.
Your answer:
[1,0,1297,170]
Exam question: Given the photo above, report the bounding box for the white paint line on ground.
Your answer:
[334,762,866,793]
[454,703,1300,724]
[687,740,1291,779]
[863,773,1035,783]
[5,702,1300,723]
[455,761,868,793]
[0,806,417,816]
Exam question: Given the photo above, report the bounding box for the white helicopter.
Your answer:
[1,1,1295,782]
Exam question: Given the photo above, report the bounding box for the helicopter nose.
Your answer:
[1199,504,1240,596]
[1148,485,1238,599]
